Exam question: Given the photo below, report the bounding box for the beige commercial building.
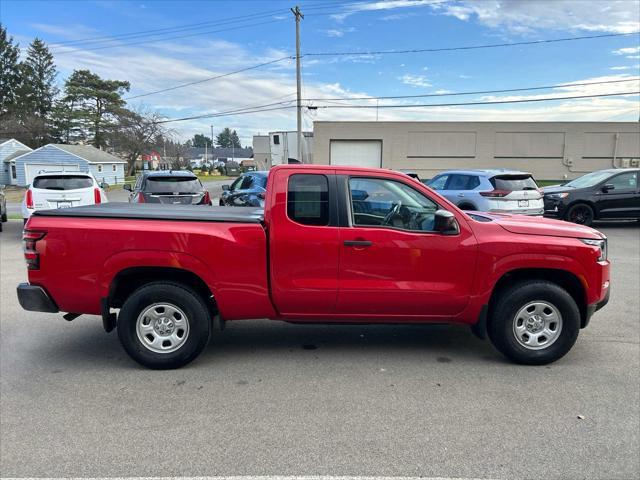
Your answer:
[313,121,640,180]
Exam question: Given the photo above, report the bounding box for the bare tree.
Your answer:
[110,108,168,176]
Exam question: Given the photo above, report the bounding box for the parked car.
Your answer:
[220,171,268,207]
[0,184,7,232]
[19,164,609,369]
[426,169,543,215]
[125,170,211,205]
[543,168,640,225]
[21,172,107,223]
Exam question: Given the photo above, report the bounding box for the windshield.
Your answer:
[33,175,93,190]
[565,171,613,188]
[490,175,538,191]
[144,177,202,194]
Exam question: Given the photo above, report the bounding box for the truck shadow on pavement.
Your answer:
[29,319,502,370]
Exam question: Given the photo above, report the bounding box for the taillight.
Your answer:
[479,189,510,198]
[203,191,211,205]
[25,189,34,209]
[257,192,266,199]
[137,192,145,203]
[22,230,46,270]
[94,188,102,204]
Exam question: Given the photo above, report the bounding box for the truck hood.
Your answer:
[470,212,603,239]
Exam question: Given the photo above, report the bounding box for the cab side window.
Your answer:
[287,174,329,226]
[608,172,637,192]
[230,176,244,191]
[349,177,438,232]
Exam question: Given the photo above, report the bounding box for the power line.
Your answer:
[310,91,640,109]
[303,78,640,102]
[48,9,286,47]
[305,31,640,57]
[158,105,296,124]
[125,56,294,100]
[52,18,288,54]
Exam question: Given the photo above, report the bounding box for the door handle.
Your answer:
[344,240,373,247]
[457,193,464,197]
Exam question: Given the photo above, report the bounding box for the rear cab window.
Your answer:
[144,177,203,194]
[287,174,329,226]
[33,175,93,190]
[490,175,538,191]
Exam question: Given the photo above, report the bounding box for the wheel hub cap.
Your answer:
[513,301,563,350]
[135,303,190,354]
[153,317,175,336]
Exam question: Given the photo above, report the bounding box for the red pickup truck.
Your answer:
[18,165,610,369]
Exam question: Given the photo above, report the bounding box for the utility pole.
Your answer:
[210,124,214,163]
[291,5,304,163]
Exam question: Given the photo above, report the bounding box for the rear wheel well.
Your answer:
[109,267,218,316]
[488,269,588,328]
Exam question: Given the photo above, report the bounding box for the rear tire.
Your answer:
[1,212,7,222]
[488,280,580,365]
[117,282,211,369]
[565,203,594,226]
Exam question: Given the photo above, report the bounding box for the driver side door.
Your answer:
[337,175,477,319]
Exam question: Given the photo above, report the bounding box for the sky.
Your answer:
[1,0,639,145]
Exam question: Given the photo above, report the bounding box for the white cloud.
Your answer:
[610,65,640,70]
[331,0,439,22]
[320,27,355,38]
[613,46,640,55]
[429,0,640,34]
[399,74,432,87]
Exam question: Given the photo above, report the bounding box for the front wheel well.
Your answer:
[564,200,598,219]
[488,268,588,328]
[108,267,218,316]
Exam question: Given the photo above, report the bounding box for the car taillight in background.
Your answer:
[22,230,46,270]
[25,189,34,209]
[203,191,211,205]
[137,192,145,203]
[479,189,510,198]
[94,188,102,204]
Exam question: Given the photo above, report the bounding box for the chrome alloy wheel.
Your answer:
[136,303,190,354]
[512,301,563,350]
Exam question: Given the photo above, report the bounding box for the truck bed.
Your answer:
[32,202,264,223]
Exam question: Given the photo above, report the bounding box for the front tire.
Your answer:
[117,282,211,369]
[488,280,580,365]
[565,203,594,226]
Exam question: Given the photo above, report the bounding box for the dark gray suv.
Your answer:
[125,171,211,205]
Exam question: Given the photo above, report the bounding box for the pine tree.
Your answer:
[21,38,58,119]
[61,69,130,147]
[215,127,242,148]
[0,24,21,119]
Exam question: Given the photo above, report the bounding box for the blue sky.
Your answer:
[1,0,639,144]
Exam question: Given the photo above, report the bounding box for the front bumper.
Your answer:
[17,283,59,313]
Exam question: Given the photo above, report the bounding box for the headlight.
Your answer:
[546,192,569,199]
[580,238,607,261]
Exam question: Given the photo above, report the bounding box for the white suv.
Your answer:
[22,172,108,223]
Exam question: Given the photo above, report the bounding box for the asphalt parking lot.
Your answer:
[0,219,638,479]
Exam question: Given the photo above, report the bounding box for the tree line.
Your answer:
[1,25,245,176]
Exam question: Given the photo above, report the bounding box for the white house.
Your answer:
[0,138,32,186]
[10,144,127,186]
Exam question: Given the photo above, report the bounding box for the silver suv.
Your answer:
[426,169,543,215]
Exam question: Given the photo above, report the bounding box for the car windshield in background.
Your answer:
[491,175,538,191]
[564,171,613,188]
[145,177,202,194]
[254,175,267,189]
[33,176,93,190]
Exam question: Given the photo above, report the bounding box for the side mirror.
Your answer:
[434,210,460,235]
[222,185,230,191]
[123,184,132,191]
[601,184,614,193]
